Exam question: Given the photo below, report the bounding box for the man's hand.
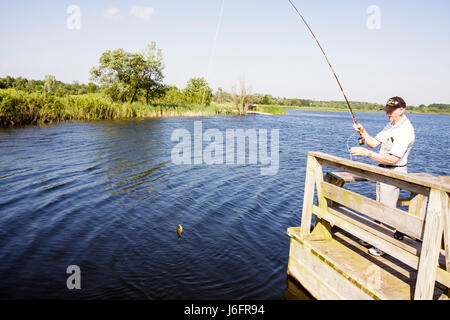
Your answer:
[353,123,366,135]
[350,147,371,157]
[352,124,382,149]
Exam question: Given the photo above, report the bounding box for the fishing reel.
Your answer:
[358,136,364,145]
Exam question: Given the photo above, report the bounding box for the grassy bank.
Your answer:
[217,103,286,115]
[0,89,235,126]
[255,104,286,115]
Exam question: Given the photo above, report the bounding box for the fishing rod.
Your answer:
[288,0,364,145]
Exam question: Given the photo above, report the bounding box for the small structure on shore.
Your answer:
[247,104,257,111]
[286,151,450,300]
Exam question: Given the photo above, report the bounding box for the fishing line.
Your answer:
[346,131,358,160]
[201,0,226,105]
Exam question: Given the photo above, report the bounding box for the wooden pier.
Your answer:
[286,151,450,300]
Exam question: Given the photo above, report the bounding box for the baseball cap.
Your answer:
[381,96,406,112]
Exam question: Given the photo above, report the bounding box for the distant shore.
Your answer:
[1,88,447,127]
[283,106,450,115]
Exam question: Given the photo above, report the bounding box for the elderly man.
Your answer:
[350,96,415,256]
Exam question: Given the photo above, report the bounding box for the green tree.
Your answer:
[261,94,274,105]
[90,49,128,101]
[158,86,184,104]
[183,77,212,105]
[141,42,165,104]
[44,75,57,94]
[215,88,225,104]
[87,82,99,94]
[90,43,165,103]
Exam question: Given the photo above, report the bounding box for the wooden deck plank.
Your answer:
[288,228,410,299]
[322,160,431,195]
[312,205,450,288]
[311,151,450,193]
[328,171,371,182]
[327,204,447,269]
[287,227,445,300]
[321,181,425,240]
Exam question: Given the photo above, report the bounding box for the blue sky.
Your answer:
[1,0,449,106]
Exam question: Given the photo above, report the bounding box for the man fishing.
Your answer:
[288,1,415,256]
[350,96,415,256]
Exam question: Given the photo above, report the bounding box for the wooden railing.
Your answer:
[297,151,449,300]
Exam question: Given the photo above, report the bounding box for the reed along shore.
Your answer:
[0,88,241,126]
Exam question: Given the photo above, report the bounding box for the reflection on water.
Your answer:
[0,111,448,299]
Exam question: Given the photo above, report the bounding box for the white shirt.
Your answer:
[375,115,415,166]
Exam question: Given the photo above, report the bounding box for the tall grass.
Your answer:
[0,89,234,126]
[256,105,286,115]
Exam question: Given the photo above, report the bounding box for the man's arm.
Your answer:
[367,150,400,165]
[350,147,400,165]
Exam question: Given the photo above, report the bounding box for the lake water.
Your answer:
[0,110,448,299]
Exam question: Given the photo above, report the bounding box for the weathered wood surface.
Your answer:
[329,171,436,184]
[321,181,425,240]
[444,191,450,272]
[287,152,450,300]
[300,155,317,236]
[311,205,450,289]
[322,159,430,195]
[311,151,450,193]
[408,193,428,218]
[287,227,444,300]
[328,172,430,214]
[414,189,448,299]
[326,171,371,183]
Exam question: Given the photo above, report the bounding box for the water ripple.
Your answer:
[0,112,448,299]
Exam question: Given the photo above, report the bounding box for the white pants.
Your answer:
[376,166,407,208]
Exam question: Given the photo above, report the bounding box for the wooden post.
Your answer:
[313,158,327,211]
[308,171,339,241]
[414,188,447,300]
[408,193,428,218]
[440,191,450,300]
[300,154,330,239]
[444,192,450,271]
[300,154,317,236]
[309,158,333,241]
[438,177,450,299]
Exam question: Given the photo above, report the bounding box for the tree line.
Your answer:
[0,75,99,96]
[0,42,214,107]
[1,40,449,114]
[3,73,449,114]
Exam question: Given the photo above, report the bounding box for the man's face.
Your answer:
[386,107,404,124]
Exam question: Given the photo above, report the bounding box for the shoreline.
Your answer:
[246,110,279,115]
[1,106,448,128]
[284,107,450,115]
[1,87,448,127]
